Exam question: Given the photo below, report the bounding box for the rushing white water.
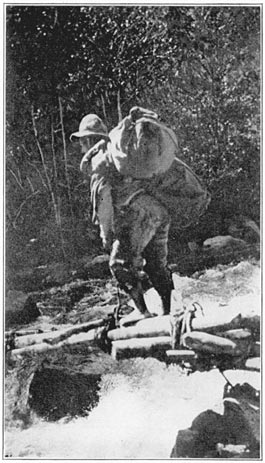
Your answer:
[4,363,260,459]
[4,260,261,459]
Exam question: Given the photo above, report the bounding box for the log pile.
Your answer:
[6,319,109,358]
[107,302,260,368]
[6,298,260,370]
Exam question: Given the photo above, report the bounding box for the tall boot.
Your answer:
[159,283,173,315]
[129,280,151,315]
[148,267,174,315]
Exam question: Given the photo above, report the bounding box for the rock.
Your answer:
[5,291,41,327]
[227,215,260,244]
[216,443,251,458]
[9,263,72,292]
[28,365,101,420]
[43,262,71,286]
[27,345,117,421]
[251,341,260,357]
[6,345,116,425]
[203,235,247,251]
[223,398,260,448]
[170,410,227,458]
[171,382,260,458]
[77,254,111,279]
[170,429,200,458]
[169,240,259,277]
[245,357,260,372]
[223,382,260,447]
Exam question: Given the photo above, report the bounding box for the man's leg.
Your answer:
[109,195,167,315]
[109,238,150,315]
[144,221,174,315]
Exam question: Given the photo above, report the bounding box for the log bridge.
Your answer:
[6,301,260,373]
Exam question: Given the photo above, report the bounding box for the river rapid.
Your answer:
[4,260,261,459]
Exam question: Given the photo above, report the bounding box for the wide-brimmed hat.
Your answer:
[70,114,109,141]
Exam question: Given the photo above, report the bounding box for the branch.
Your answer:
[51,116,59,183]
[31,106,61,228]
[26,161,49,191]
[11,190,41,229]
[101,94,107,120]
[26,176,35,193]
[58,97,74,220]
[117,89,123,122]
[7,167,24,191]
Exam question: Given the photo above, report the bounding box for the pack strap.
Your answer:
[171,302,203,349]
[120,188,145,209]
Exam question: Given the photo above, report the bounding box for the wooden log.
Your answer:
[10,327,105,358]
[193,313,259,335]
[166,349,196,364]
[182,331,243,356]
[108,316,171,341]
[10,341,64,357]
[108,310,260,343]
[9,330,62,349]
[5,328,51,337]
[216,328,252,340]
[11,318,107,349]
[43,318,107,345]
[111,336,171,361]
[216,329,253,356]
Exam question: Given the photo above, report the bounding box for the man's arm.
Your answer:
[96,181,114,251]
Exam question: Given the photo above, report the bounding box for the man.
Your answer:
[70,113,174,321]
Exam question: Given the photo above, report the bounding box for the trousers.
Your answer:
[109,194,173,315]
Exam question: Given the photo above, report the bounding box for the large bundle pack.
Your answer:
[109,107,177,178]
[109,107,211,229]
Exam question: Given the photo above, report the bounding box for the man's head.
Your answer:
[70,114,109,153]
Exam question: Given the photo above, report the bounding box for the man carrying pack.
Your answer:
[71,107,210,323]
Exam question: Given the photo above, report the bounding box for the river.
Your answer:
[4,259,261,459]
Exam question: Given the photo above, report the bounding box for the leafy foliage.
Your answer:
[5,6,260,276]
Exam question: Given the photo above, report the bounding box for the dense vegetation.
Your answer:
[6,6,260,275]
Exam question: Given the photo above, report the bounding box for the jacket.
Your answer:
[80,140,210,246]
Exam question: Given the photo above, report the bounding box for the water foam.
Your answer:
[6,359,260,459]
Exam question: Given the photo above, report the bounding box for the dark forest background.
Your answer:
[6,6,260,283]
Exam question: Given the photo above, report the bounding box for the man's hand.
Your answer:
[102,235,114,253]
[80,152,92,175]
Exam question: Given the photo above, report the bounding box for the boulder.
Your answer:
[73,254,111,280]
[171,382,260,458]
[170,410,227,458]
[227,216,260,244]
[223,382,260,447]
[5,291,40,328]
[216,443,252,458]
[245,357,260,372]
[28,365,101,421]
[203,235,247,251]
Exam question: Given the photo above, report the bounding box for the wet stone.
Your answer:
[28,365,101,421]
